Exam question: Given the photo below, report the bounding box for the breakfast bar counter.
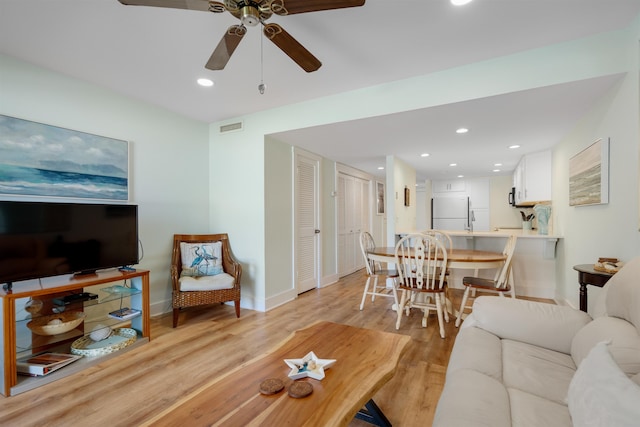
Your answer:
[396,229,562,299]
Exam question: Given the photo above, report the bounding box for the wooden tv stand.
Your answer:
[0,269,150,396]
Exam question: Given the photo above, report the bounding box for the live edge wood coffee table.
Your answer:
[143,321,410,427]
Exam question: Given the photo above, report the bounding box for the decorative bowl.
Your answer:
[27,311,86,336]
[71,328,137,356]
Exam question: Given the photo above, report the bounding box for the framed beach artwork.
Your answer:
[569,138,609,206]
[0,115,129,201]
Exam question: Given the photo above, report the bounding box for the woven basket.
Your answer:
[27,311,86,336]
[70,328,137,357]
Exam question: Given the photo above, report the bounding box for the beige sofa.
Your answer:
[434,256,640,427]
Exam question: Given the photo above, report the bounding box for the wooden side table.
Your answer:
[573,264,614,312]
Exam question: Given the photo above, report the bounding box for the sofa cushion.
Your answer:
[433,369,511,427]
[568,342,640,427]
[502,339,576,405]
[571,316,640,377]
[471,296,592,354]
[605,256,640,332]
[508,388,571,427]
[446,326,502,381]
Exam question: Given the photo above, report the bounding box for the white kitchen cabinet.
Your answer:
[513,150,551,206]
[432,179,466,193]
[466,178,490,210]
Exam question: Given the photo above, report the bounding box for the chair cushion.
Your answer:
[180,241,223,277]
[568,342,640,427]
[179,273,235,291]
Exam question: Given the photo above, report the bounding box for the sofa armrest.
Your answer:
[468,296,592,354]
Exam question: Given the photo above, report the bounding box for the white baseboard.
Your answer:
[264,288,297,312]
[320,274,339,288]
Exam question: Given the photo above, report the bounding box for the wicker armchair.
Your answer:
[171,233,242,327]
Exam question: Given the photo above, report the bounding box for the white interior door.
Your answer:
[295,152,320,294]
[337,172,370,277]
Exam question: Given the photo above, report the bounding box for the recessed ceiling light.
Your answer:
[457,175,464,178]
[421,153,430,157]
[494,163,502,166]
[509,145,521,149]
[493,169,501,172]
[449,163,457,167]
[451,0,473,5]
[456,128,469,134]
[197,78,214,87]
[377,166,384,170]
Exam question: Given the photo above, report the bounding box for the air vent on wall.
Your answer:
[219,121,243,134]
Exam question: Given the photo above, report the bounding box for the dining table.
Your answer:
[367,247,507,271]
[367,246,508,322]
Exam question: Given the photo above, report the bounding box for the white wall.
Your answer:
[390,156,417,236]
[209,21,640,311]
[552,17,640,311]
[0,54,211,316]
[263,137,294,309]
[3,13,638,314]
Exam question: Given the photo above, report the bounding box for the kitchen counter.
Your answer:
[395,229,562,299]
[442,228,562,239]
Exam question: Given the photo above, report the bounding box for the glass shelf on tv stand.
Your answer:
[1,269,150,396]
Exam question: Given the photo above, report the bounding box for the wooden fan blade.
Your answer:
[263,23,321,73]
[117,0,213,12]
[270,0,365,16]
[206,25,246,70]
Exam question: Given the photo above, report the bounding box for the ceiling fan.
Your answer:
[117,0,366,72]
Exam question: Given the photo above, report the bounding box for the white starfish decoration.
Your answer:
[284,351,336,380]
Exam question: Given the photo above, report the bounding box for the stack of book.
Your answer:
[17,352,82,376]
[108,307,141,320]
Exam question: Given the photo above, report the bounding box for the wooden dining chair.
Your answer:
[421,229,453,254]
[358,231,399,310]
[455,235,517,327]
[171,233,242,327]
[395,233,449,338]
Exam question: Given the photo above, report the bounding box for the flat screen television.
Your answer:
[0,201,138,287]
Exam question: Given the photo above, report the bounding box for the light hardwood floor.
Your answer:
[0,269,550,426]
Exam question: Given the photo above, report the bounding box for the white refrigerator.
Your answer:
[431,197,470,231]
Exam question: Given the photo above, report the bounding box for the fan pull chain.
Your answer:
[258,23,266,95]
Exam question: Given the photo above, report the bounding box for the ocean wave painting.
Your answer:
[0,115,129,201]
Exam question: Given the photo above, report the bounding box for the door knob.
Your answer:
[315,229,320,234]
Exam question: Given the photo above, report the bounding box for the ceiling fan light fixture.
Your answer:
[240,6,260,26]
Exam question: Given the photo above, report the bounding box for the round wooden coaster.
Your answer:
[288,381,313,398]
[259,378,285,395]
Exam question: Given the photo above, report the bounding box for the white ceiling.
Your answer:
[1,0,639,180]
